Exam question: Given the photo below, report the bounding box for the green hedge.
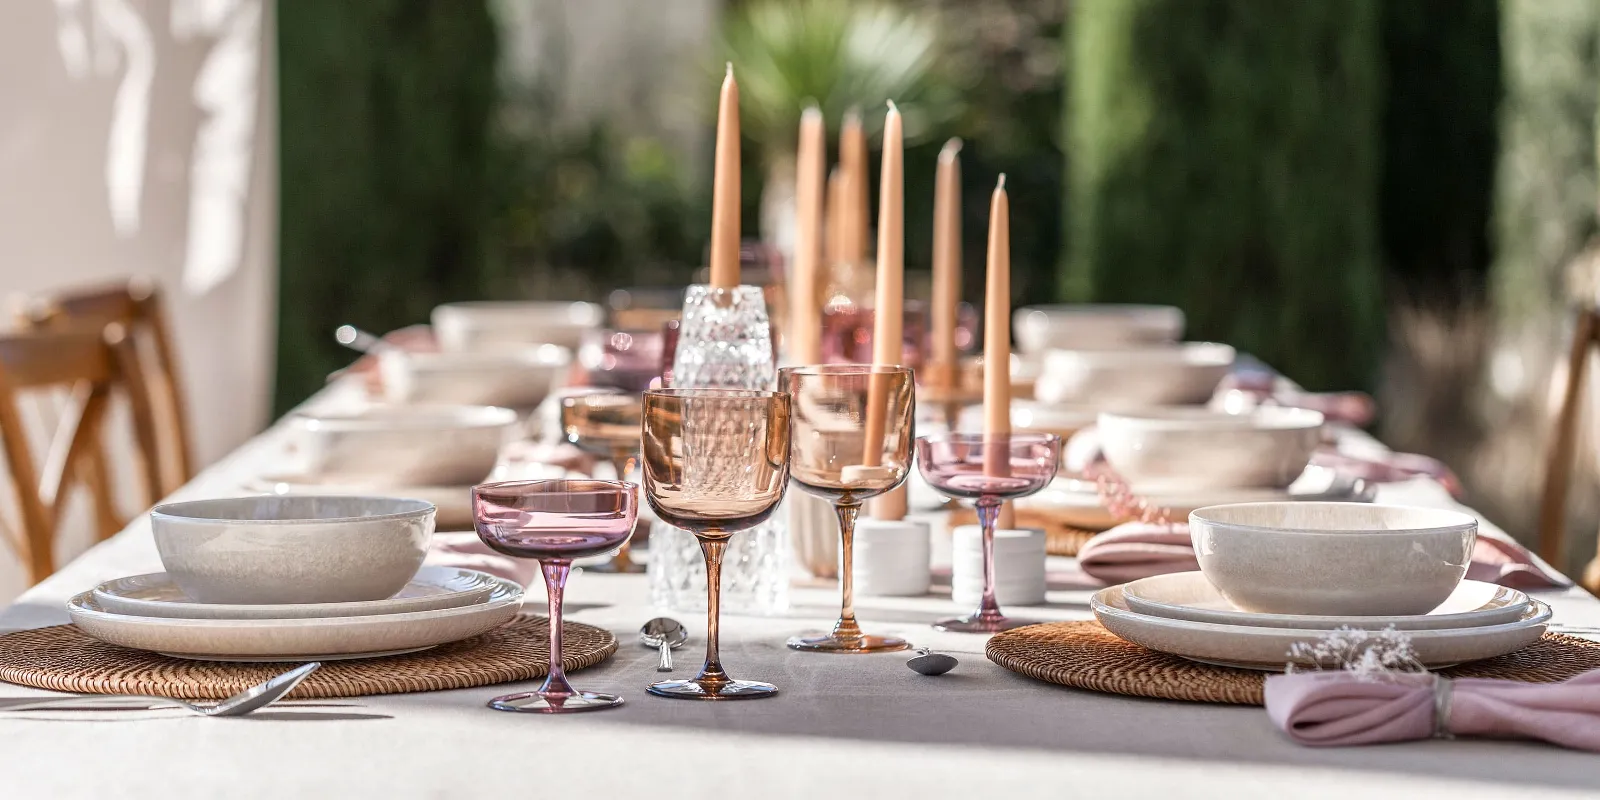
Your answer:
[1063,0,1384,391]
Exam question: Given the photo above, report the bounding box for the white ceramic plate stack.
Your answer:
[68,496,524,662]
[1091,502,1552,670]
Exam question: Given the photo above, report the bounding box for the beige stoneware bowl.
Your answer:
[292,404,518,486]
[432,300,603,353]
[378,345,571,410]
[151,495,435,605]
[1013,304,1184,354]
[1098,407,1323,492]
[1189,502,1477,616]
[1034,342,1235,406]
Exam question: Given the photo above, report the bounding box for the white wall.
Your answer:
[0,0,276,600]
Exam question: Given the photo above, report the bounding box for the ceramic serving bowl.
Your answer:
[151,495,435,605]
[1013,304,1184,354]
[1189,502,1477,616]
[378,344,571,410]
[1098,407,1324,492]
[431,300,603,353]
[1034,342,1235,406]
[292,404,518,486]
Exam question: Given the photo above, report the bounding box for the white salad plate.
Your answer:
[1022,466,1375,531]
[92,567,500,620]
[1091,584,1551,671]
[247,474,473,529]
[1121,572,1531,631]
[67,575,522,662]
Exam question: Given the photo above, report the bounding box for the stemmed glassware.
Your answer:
[471,479,638,712]
[640,388,791,699]
[781,365,916,653]
[916,433,1061,633]
[560,389,645,573]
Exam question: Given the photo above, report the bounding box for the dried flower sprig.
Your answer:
[1285,626,1427,681]
[1086,463,1173,527]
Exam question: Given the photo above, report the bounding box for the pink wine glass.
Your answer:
[915,433,1061,633]
[472,479,638,713]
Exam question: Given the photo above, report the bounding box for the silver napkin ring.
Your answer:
[1432,675,1455,740]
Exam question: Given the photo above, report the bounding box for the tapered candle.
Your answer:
[839,110,868,266]
[868,102,906,521]
[823,167,843,308]
[984,175,1015,529]
[930,138,963,390]
[708,63,741,291]
[790,106,825,364]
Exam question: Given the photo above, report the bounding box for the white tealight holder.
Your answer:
[787,493,839,579]
[951,525,1047,606]
[844,518,932,597]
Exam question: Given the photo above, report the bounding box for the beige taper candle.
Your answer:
[983,175,1015,529]
[708,64,741,291]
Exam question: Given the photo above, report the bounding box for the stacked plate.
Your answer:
[1021,465,1374,531]
[1091,572,1550,671]
[70,567,523,662]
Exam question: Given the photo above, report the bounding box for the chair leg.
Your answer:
[1537,308,1599,566]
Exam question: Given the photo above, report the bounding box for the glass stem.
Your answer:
[538,559,576,697]
[608,454,636,568]
[832,500,863,640]
[975,499,1004,621]
[696,536,729,686]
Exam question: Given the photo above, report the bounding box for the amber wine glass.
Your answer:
[560,389,645,573]
[640,388,791,699]
[780,364,915,653]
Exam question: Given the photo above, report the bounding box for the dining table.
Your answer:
[2,376,1598,799]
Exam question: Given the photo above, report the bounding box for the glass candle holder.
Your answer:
[559,390,645,573]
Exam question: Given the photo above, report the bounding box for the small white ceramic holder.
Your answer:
[788,493,839,579]
[951,525,1047,606]
[843,518,932,597]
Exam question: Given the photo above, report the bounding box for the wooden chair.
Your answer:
[0,325,162,584]
[1537,304,1600,593]
[18,277,193,496]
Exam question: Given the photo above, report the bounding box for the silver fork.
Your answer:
[0,662,320,717]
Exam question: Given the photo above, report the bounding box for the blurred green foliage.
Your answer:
[1064,0,1385,391]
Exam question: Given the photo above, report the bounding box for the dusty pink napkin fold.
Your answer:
[1076,522,1569,589]
[423,531,540,588]
[1265,670,1600,751]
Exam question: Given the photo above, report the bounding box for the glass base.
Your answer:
[786,632,908,653]
[487,690,623,713]
[646,678,778,700]
[933,614,1038,634]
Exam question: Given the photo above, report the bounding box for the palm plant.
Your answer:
[717,0,962,250]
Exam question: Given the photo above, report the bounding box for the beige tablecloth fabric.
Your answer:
[2,385,1599,800]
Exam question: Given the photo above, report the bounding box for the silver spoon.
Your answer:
[334,324,396,356]
[0,662,320,717]
[639,618,688,672]
[907,648,958,676]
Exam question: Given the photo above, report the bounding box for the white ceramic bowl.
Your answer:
[378,345,571,410]
[1034,342,1235,406]
[292,405,518,486]
[432,301,603,353]
[1098,407,1323,491]
[151,496,435,605]
[1013,304,1184,354]
[959,400,1099,442]
[1189,502,1477,616]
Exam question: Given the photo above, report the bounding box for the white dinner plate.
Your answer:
[1023,466,1375,531]
[1121,572,1531,631]
[246,473,473,528]
[1091,584,1550,671]
[92,567,500,620]
[67,575,522,662]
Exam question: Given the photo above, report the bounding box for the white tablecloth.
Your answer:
[3,388,1599,799]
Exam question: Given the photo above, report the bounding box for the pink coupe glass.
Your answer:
[915,433,1061,632]
[472,479,638,712]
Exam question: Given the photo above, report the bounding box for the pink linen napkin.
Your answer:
[424,531,540,588]
[1265,670,1600,751]
[1077,522,1569,590]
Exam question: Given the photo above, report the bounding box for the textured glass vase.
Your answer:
[647,284,790,615]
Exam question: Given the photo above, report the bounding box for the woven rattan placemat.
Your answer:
[0,614,616,700]
[986,620,1600,705]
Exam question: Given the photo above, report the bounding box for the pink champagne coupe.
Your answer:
[915,433,1061,633]
[472,479,638,712]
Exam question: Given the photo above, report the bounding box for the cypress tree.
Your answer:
[1064,0,1384,391]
